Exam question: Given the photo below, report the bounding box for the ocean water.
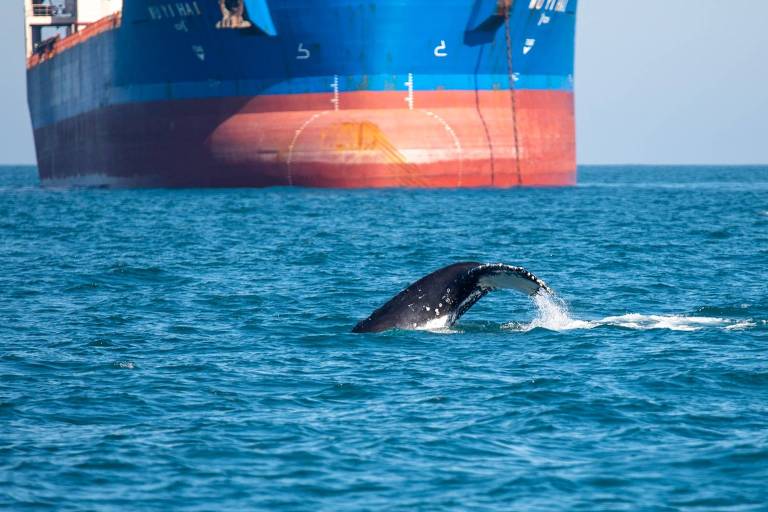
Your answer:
[1,165,767,511]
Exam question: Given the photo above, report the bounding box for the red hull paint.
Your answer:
[35,90,575,188]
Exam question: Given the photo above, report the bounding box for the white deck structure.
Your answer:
[24,0,123,56]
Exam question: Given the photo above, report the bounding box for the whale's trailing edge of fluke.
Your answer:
[352,262,553,333]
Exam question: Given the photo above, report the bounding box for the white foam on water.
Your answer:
[724,320,757,331]
[596,314,729,332]
[504,292,757,333]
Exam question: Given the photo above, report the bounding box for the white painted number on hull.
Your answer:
[296,43,310,60]
[434,40,447,58]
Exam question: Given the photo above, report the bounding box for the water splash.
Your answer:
[503,292,759,333]
[524,292,592,331]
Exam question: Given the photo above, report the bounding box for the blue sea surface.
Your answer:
[1,166,767,511]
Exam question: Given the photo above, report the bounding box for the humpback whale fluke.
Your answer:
[352,262,553,333]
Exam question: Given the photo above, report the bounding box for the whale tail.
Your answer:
[353,262,553,333]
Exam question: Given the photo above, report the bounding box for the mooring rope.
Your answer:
[503,0,523,186]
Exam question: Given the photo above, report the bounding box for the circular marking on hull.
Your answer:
[422,110,464,186]
[286,111,330,186]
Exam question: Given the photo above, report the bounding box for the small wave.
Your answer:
[504,293,759,333]
[724,320,757,331]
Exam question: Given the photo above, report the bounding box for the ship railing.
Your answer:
[27,13,122,68]
[29,2,74,18]
[32,5,54,16]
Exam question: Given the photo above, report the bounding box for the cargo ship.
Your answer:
[25,0,577,188]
